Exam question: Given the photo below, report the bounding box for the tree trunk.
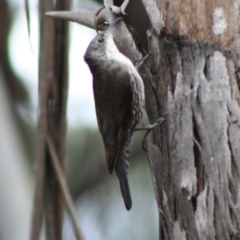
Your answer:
[143,1,240,239]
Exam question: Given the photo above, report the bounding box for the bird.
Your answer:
[84,17,145,210]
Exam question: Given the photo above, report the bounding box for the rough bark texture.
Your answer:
[97,3,240,238]
[158,0,240,53]
[142,1,240,239]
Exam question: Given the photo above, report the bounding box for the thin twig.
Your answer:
[46,135,85,240]
[120,0,129,13]
[135,54,150,69]
[24,0,34,53]
[30,1,54,238]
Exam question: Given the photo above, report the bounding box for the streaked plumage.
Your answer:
[84,23,144,210]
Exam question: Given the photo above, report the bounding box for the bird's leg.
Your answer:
[135,54,150,69]
[135,112,167,131]
[135,112,167,151]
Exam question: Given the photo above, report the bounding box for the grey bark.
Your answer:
[143,1,240,239]
[92,2,240,238]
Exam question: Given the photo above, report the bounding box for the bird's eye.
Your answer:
[103,21,109,26]
[98,37,104,43]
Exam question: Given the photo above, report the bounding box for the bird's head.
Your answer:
[84,17,122,61]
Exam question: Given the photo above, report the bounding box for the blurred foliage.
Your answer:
[0,0,35,166]
[67,125,147,199]
[65,125,158,240]
[0,0,29,105]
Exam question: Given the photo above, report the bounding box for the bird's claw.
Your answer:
[135,112,167,151]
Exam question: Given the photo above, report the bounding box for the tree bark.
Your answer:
[142,1,240,239]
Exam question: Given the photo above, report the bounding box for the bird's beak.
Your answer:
[45,11,95,29]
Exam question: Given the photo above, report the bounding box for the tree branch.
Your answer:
[46,136,85,240]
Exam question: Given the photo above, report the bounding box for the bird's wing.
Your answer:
[93,70,135,174]
[113,71,144,172]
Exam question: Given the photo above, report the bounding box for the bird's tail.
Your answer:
[115,136,132,210]
[115,166,132,210]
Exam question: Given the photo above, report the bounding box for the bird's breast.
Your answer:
[93,67,132,118]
